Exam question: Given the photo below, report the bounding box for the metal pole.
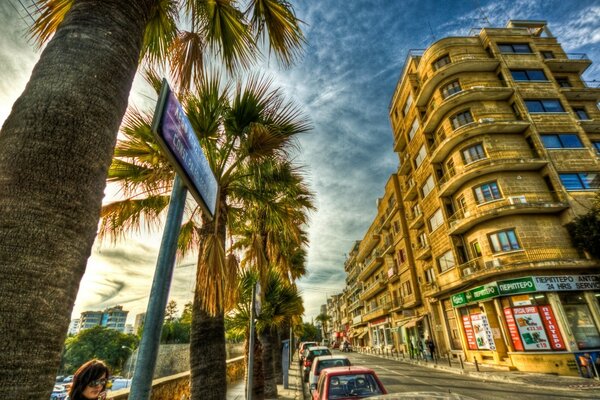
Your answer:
[246,283,257,400]
[474,357,479,372]
[459,354,464,370]
[129,176,187,400]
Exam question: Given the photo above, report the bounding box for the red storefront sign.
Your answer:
[503,308,524,351]
[462,315,478,350]
[539,305,566,350]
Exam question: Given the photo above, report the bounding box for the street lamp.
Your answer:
[121,346,136,388]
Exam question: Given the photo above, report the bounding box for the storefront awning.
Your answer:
[397,316,425,329]
[356,330,369,340]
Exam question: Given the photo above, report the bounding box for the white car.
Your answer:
[308,355,351,393]
[109,378,132,391]
[50,384,68,399]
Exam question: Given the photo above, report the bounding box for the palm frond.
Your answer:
[141,0,179,65]
[29,0,73,46]
[169,30,206,92]
[177,217,202,256]
[142,67,165,96]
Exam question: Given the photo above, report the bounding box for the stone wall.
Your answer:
[110,356,245,400]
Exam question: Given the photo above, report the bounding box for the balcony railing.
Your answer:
[359,279,388,300]
[362,303,392,322]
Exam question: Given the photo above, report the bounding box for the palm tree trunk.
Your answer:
[273,325,285,384]
[189,307,227,400]
[0,1,152,398]
[259,328,278,398]
[251,333,265,400]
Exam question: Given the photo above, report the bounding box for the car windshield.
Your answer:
[309,349,331,359]
[328,373,383,399]
[317,359,350,373]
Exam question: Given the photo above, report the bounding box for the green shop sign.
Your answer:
[451,283,499,307]
[451,293,467,307]
[497,277,536,295]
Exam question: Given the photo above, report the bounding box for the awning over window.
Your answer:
[397,316,425,328]
[357,330,369,340]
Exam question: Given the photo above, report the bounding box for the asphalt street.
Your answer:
[309,350,600,400]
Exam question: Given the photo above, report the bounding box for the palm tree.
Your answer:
[315,313,331,343]
[228,269,304,400]
[99,72,311,399]
[0,1,305,397]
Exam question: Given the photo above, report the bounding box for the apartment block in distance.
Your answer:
[76,305,129,333]
[386,19,600,375]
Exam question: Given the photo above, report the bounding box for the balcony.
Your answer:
[362,303,392,322]
[560,81,600,101]
[447,191,569,235]
[387,266,400,282]
[414,242,431,260]
[577,118,600,134]
[544,53,591,74]
[398,153,412,175]
[438,156,548,197]
[378,204,397,233]
[348,299,364,312]
[359,279,388,301]
[352,314,365,327]
[357,249,384,281]
[458,257,483,278]
[394,130,408,152]
[407,210,424,230]
[422,86,514,134]
[429,119,530,163]
[402,177,418,201]
[415,55,500,107]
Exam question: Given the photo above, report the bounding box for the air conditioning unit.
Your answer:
[478,118,495,123]
[462,267,475,276]
[509,195,527,205]
[485,259,502,269]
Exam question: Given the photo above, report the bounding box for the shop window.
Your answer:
[437,250,455,272]
[462,143,487,164]
[459,306,496,350]
[540,134,583,149]
[510,69,547,81]
[433,54,451,70]
[441,80,462,99]
[560,292,600,350]
[498,43,532,54]
[559,173,600,190]
[450,110,474,130]
[489,229,521,253]
[573,107,590,120]
[525,99,565,113]
[473,181,502,204]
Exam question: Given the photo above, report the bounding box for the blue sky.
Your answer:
[1,0,599,323]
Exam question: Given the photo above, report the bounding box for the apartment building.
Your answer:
[76,305,129,334]
[337,20,600,376]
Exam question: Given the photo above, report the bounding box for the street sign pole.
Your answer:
[246,282,257,400]
[129,175,187,400]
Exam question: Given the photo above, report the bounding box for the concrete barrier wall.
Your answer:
[110,356,245,400]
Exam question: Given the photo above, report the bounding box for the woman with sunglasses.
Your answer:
[67,359,110,400]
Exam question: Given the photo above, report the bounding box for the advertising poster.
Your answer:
[462,315,478,350]
[513,306,550,350]
[470,313,492,350]
[539,305,566,350]
[503,308,524,351]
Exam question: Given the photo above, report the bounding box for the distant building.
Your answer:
[68,319,80,335]
[124,324,134,335]
[134,312,146,332]
[76,305,129,334]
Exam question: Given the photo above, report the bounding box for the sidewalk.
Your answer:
[358,349,600,392]
[226,360,305,400]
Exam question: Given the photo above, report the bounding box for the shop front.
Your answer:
[395,315,428,358]
[450,274,600,375]
[369,317,393,350]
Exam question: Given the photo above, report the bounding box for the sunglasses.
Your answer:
[88,378,107,387]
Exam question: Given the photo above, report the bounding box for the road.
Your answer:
[308,350,600,400]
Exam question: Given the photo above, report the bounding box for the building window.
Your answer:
[592,141,600,154]
[524,99,565,113]
[541,50,554,59]
[397,249,406,264]
[462,143,486,164]
[428,208,444,232]
[421,175,435,198]
[412,203,422,218]
[403,93,413,116]
[489,229,521,253]
[424,268,435,283]
[556,77,572,87]
[433,54,451,70]
[441,80,461,99]
[573,107,590,120]
[414,144,427,168]
[559,173,600,190]
[437,250,456,272]
[560,292,600,350]
[498,43,532,54]
[540,134,583,149]
[408,119,419,141]
[473,181,502,204]
[418,232,428,248]
[450,110,474,130]
[471,240,482,258]
[401,281,413,296]
[510,69,547,81]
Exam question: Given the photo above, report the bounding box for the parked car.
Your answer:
[298,341,318,365]
[62,375,74,383]
[109,378,132,391]
[366,393,478,399]
[308,355,351,393]
[50,384,68,400]
[302,346,332,382]
[312,366,387,400]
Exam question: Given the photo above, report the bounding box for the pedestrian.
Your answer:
[68,359,110,400]
[425,336,436,360]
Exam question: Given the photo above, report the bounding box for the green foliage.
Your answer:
[60,326,138,374]
[298,322,319,342]
[566,210,600,259]
[181,302,193,324]
[165,299,179,322]
[161,320,191,344]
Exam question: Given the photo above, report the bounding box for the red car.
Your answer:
[312,366,387,400]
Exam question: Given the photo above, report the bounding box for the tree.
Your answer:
[60,326,139,375]
[99,72,311,399]
[165,299,179,323]
[315,313,331,342]
[298,322,319,342]
[0,1,305,398]
[566,200,600,259]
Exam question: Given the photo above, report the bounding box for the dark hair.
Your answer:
[68,359,110,400]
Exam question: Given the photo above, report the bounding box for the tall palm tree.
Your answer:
[99,72,311,399]
[0,1,304,397]
[315,313,331,343]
